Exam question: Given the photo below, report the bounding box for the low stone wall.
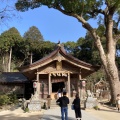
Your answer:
[0,84,24,98]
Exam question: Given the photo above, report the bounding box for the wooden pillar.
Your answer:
[79,68,82,80]
[48,73,51,95]
[79,68,82,98]
[78,74,81,94]
[36,73,39,81]
[68,72,71,98]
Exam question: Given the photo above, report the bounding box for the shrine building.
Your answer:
[18,44,99,99]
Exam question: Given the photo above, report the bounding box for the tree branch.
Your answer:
[53,3,74,16]
[87,8,105,17]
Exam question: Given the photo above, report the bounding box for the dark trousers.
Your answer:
[74,107,81,118]
[61,107,68,120]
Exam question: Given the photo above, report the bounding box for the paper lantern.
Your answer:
[33,82,37,88]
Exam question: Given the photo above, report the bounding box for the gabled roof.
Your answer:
[0,72,28,83]
[18,44,99,72]
[95,79,108,87]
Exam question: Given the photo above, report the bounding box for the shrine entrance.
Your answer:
[51,82,65,99]
[52,82,65,92]
[51,76,66,99]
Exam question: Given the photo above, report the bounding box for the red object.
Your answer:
[33,82,37,88]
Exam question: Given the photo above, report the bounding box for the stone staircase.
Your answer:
[50,98,74,108]
[50,99,59,108]
[40,98,85,109]
[50,98,85,109]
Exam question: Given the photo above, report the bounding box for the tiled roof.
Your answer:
[0,72,28,83]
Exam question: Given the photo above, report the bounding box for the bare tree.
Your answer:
[0,0,20,29]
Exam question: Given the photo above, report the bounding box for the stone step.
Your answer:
[50,98,85,108]
[50,98,73,108]
[41,98,85,109]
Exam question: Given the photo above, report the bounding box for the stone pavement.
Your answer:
[0,103,119,120]
[40,106,102,120]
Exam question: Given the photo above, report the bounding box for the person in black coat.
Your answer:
[56,92,69,120]
[72,93,82,120]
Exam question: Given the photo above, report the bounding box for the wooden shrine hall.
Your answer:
[19,44,99,99]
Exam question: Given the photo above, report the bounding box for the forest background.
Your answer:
[0,25,119,92]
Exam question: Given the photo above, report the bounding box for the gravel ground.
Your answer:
[41,106,102,120]
[0,104,119,120]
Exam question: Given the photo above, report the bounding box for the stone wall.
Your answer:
[0,84,24,98]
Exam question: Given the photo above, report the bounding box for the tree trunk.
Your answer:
[4,53,9,72]
[104,58,120,103]
[30,52,33,64]
[94,35,120,104]
[70,13,120,104]
[86,20,120,104]
[8,47,12,72]
[2,56,5,72]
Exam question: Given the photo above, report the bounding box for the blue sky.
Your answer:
[0,2,98,43]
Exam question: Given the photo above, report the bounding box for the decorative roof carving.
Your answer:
[56,61,62,70]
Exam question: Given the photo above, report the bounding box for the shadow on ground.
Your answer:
[0,112,41,120]
[41,114,74,120]
[99,108,119,113]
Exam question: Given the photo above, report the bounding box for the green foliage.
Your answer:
[0,95,10,106]
[0,26,56,68]
[18,39,55,65]
[8,93,18,104]
[15,0,103,20]
[23,26,44,41]
[32,41,55,62]
[64,34,101,65]
[64,41,77,55]
[0,93,18,106]
[0,27,22,52]
[86,68,106,92]
[24,107,29,112]
[0,27,21,41]
[0,27,22,72]
[93,105,99,110]
[14,0,120,68]
[96,25,105,37]
[87,68,106,81]
[0,26,119,71]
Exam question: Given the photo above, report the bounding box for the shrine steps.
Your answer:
[40,98,85,109]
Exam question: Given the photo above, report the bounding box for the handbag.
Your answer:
[118,100,120,104]
[71,104,74,110]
